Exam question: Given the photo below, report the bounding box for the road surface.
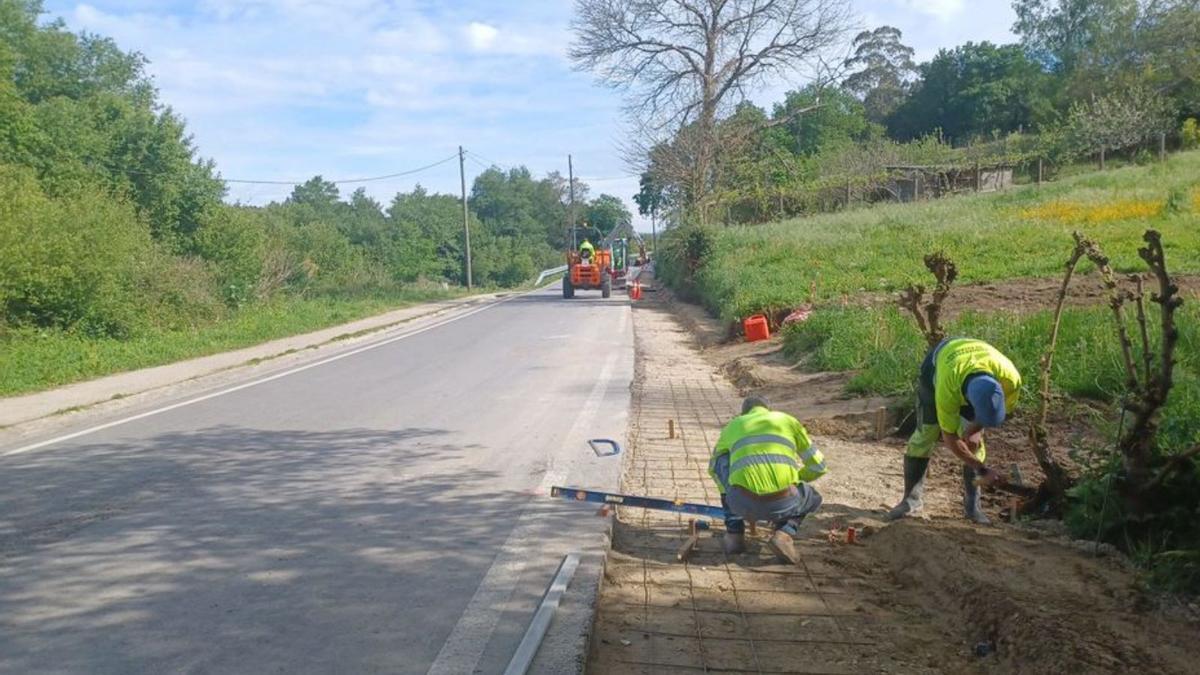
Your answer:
[0,284,633,674]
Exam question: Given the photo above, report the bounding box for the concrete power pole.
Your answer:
[568,154,576,249]
[459,146,472,290]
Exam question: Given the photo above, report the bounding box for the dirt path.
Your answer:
[586,283,1198,674]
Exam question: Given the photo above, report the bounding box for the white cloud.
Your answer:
[890,0,964,22]
[465,21,499,51]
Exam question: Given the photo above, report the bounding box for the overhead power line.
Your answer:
[221,153,460,186]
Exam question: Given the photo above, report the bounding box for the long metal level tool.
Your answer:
[549,486,725,520]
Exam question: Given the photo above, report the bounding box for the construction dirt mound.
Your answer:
[845,520,1199,674]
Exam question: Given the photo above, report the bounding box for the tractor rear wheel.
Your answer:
[563,273,575,299]
[601,271,612,299]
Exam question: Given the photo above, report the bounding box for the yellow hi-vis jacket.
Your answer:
[934,338,1022,435]
[708,406,826,495]
[579,240,596,259]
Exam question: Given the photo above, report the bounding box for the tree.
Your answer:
[1012,0,1138,75]
[842,26,917,124]
[634,171,668,218]
[769,84,877,155]
[1063,85,1176,161]
[585,194,632,235]
[570,0,852,220]
[888,42,1054,141]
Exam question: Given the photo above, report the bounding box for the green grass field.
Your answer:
[689,151,1200,323]
[0,287,465,397]
[783,304,1200,453]
[667,151,1200,454]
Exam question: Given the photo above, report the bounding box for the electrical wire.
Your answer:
[220,152,460,186]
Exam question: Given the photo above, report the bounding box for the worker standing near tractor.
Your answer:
[709,396,827,564]
[886,337,1022,525]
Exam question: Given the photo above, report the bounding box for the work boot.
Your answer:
[722,532,746,555]
[962,465,992,525]
[885,456,930,521]
[767,529,799,565]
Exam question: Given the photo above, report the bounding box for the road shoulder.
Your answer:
[0,291,510,437]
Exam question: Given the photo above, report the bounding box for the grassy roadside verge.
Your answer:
[0,287,468,397]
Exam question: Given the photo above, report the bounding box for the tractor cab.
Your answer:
[564,226,613,299]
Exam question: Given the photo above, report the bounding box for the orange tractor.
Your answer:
[563,226,613,299]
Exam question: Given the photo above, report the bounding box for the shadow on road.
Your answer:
[0,425,585,672]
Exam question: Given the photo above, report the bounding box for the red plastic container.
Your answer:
[743,315,770,342]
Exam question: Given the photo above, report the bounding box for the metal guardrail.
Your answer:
[534,265,567,286]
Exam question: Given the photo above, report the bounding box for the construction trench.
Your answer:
[575,280,1198,675]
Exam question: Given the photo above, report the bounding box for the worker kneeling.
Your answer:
[886,337,1022,525]
[709,396,826,564]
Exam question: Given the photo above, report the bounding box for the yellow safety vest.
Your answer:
[709,407,826,495]
[934,338,1022,434]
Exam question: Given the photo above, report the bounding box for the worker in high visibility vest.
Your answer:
[579,238,595,261]
[886,337,1022,525]
[709,396,826,564]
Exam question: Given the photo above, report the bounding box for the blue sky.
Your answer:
[44,0,1018,224]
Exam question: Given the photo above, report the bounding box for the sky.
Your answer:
[43,0,1019,226]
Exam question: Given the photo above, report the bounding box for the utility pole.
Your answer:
[459,146,472,290]
[568,154,576,249]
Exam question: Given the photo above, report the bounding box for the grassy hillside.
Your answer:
[661,151,1200,454]
[677,151,1200,323]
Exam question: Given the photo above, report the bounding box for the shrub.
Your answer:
[1182,118,1200,150]
[191,207,267,307]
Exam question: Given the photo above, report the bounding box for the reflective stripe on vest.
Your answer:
[728,433,801,494]
[731,434,796,452]
[730,453,800,473]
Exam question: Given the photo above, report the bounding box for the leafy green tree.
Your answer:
[769,85,879,156]
[287,176,341,216]
[842,26,918,124]
[388,185,469,283]
[1012,0,1138,74]
[633,172,667,219]
[888,42,1055,141]
[584,194,632,236]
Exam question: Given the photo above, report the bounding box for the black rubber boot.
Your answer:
[885,456,930,521]
[723,532,746,555]
[962,465,992,525]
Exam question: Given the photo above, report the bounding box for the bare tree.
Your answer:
[570,0,852,220]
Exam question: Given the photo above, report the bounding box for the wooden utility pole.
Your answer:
[459,146,472,290]
[568,154,576,249]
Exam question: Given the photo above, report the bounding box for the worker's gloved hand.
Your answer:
[976,466,1001,486]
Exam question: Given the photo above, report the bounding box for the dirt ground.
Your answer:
[585,278,1199,674]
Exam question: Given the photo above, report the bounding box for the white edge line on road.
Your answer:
[426,307,627,675]
[2,291,531,458]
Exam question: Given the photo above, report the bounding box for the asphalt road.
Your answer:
[0,284,633,674]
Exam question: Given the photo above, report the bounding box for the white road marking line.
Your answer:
[2,294,525,458]
[426,311,626,675]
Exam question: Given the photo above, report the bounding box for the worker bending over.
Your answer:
[579,238,595,260]
[886,337,1022,525]
[709,396,826,564]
